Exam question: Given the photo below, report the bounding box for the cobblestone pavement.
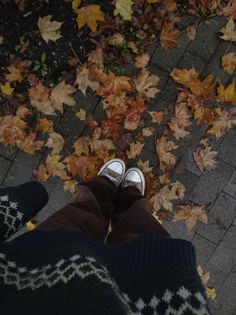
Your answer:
[1,15,236,315]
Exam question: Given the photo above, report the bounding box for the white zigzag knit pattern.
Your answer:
[0,252,210,315]
[0,195,23,238]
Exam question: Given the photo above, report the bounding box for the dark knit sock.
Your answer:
[0,181,49,240]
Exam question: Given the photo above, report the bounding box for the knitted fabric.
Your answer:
[0,185,210,315]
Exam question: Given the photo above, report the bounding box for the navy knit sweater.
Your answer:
[0,182,210,315]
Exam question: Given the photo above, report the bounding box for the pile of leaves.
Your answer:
[0,0,236,237]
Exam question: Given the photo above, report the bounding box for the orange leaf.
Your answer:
[34,163,50,182]
[160,22,181,51]
[36,118,54,134]
[126,141,144,159]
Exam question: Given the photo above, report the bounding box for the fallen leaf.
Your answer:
[65,155,100,179]
[0,115,27,146]
[205,287,217,301]
[26,220,36,231]
[156,136,178,172]
[193,106,215,126]
[187,24,196,40]
[29,81,55,115]
[98,71,133,96]
[16,105,32,120]
[148,111,164,124]
[38,15,63,43]
[173,204,208,231]
[135,53,150,69]
[50,81,76,112]
[128,41,139,53]
[19,135,44,154]
[193,143,218,172]
[220,19,236,42]
[76,108,87,120]
[108,33,125,46]
[222,53,236,74]
[46,132,65,154]
[134,69,159,99]
[34,163,50,182]
[36,118,54,134]
[160,22,181,51]
[46,154,66,177]
[72,0,81,13]
[88,47,104,66]
[74,137,91,156]
[75,64,99,95]
[168,102,191,140]
[5,65,23,82]
[76,5,105,32]
[159,173,170,184]
[126,141,144,159]
[147,0,160,3]
[207,108,236,137]
[142,127,153,137]
[219,0,236,20]
[197,265,210,286]
[137,160,153,173]
[114,0,133,21]
[217,81,236,104]
[0,82,14,95]
[150,181,185,212]
[64,179,78,193]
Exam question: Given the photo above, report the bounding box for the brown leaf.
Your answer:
[5,65,23,82]
[16,105,32,120]
[74,137,91,156]
[207,107,236,138]
[160,22,181,51]
[148,111,164,124]
[126,141,144,159]
[34,163,50,182]
[46,154,66,177]
[197,265,210,286]
[98,72,133,96]
[222,53,236,74]
[220,19,236,42]
[134,69,159,99]
[50,81,76,113]
[76,108,87,120]
[46,132,65,154]
[19,134,44,154]
[173,204,208,231]
[65,155,100,179]
[187,24,196,40]
[193,141,218,172]
[137,160,153,173]
[36,118,54,134]
[38,15,63,43]
[135,53,150,69]
[168,102,191,140]
[219,0,236,20]
[156,136,178,172]
[75,64,99,95]
[29,81,55,115]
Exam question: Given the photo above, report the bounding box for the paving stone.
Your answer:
[221,221,236,250]
[189,159,234,206]
[187,16,227,61]
[47,179,72,211]
[0,157,11,184]
[151,31,190,71]
[177,50,207,73]
[0,143,18,161]
[200,41,235,84]
[57,107,86,138]
[73,91,100,112]
[159,78,178,103]
[209,301,235,315]
[173,169,199,199]
[223,170,236,198]
[149,63,170,91]
[217,266,236,310]
[162,220,197,241]
[3,151,43,186]
[34,205,58,225]
[197,192,236,244]
[218,127,236,167]
[192,234,216,266]
[135,147,159,176]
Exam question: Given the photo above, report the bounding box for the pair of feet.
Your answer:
[98,159,145,195]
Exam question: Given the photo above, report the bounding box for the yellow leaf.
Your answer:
[217,81,236,104]
[76,5,105,32]
[64,179,78,193]
[0,82,14,95]
[114,0,133,21]
[46,154,66,177]
[222,53,236,74]
[38,15,63,43]
[206,287,217,301]
[76,108,87,120]
[26,220,36,231]
[220,19,236,42]
[36,118,54,134]
[34,163,50,182]
[72,0,81,13]
[46,132,65,154]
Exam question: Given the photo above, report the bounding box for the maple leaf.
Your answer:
[150,181,185,212]
[38,15,63,43]
[75,64,99,95]
[87,48,104,67]
[207,108,236,138]
[72,0,82,13]
[156,136,178,172]
[222,53,236,74]
[142,127,153,137]
[19,134,44,154]
[26,220,36,231]
[0,115,27,146]
[126,141,144,159]
[205,287,217,301]
[168,102,191,140]
[90,138,115,160]
[193,106,215,127]
[134,69,159,99]
[193,142,218,172]
[36,118,54,134]
[137,160,153,173]
[159,173,170,184]
[16,105,32,120]
[216,81,236,104]
[135,53,150,69]
[186,24,196,40]
[46,132,65,154]
[98,72,133,96]
[46,154,66,177]
[124,108,141,130]
[5,65,23,82]
[74,137,91,156]
[108,33,125,46]
[219,0,236,20]
[76,5,105,32]
[64,179,78,193]
[197,265,210,286]
[160,22,181,51]
[0,82,14,95]
[29,81,55,115]
[220,19,236,42]
[50,81,76,113]
[100,119,122,141]
[76,108,87,120]
[65,155,100,179]
[173,204,208,231]
[34,163,50,182]
[148,111,164,124]
[114,0,133,21]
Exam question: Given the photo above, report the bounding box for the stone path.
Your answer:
[0,15,236,315]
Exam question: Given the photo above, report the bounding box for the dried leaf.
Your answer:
[126,141,144,159]
[193,143,218,172]
[217,81,236,104]
[207,107,236,138]
[134,69,159,99]
[137,160,153,173]
[5,65,23,82]
[76,5,105,32]
[72,0,81,13]
[160,22,181,51]
[108,33,125,46]
[38,15,63,43]
[0,82,14,95]
[65,155,100,179]
[76,108,87,120]
[156,136,178,172]
[197,265,210,286]
[46,154,66,177]
[34,163,50,182]
[64,179,78,193]
[76,64,99,95]
[114,0,133,21]
[50,81,76,113]
[88,47,104,66]
[147,0,160,3]
[168,102,191,140]
[26,220,36,231]
[187,24,196,40]
[16,105,32,120]
[150,181,185,212]
[142,127,153,137]
[0,115,27,146]
[19,135,44,154]
[219,0,236,20]
[222,53,236,74]
[148,111,164,124]
[220,19,236,42]
[29,81,55,115]
[46,132,65,154]
[173,204,208,231]
[205,287,217,301]
[135,53,150,69]
[36,118,54,134]
[74,137,91,156]
[98,71,133,96]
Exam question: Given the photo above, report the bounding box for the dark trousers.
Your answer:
[36,176,170,243]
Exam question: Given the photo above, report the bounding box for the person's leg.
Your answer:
[107,186,170,244]
[36,176,118,241]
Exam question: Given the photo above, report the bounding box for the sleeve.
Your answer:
[0,181,49,241]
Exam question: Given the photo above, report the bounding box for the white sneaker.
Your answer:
[121,167,145,195]
[98,158,126,187]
